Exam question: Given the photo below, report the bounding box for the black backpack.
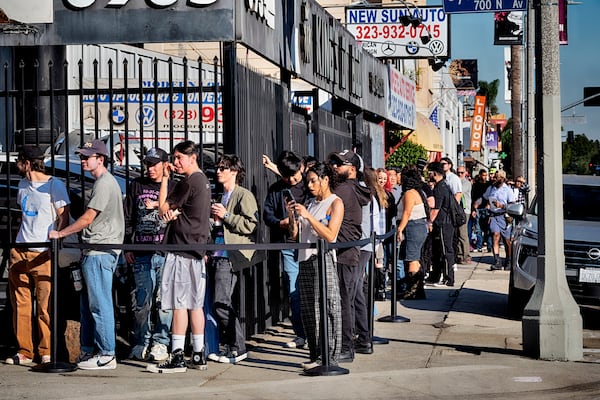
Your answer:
[439,181,466,227]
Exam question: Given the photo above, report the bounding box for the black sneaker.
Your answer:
[146,349,187,374]
[189,350,207,370]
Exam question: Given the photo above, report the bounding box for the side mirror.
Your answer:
[506,203,525,218]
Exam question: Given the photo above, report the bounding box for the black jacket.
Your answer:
[263,179,308,243]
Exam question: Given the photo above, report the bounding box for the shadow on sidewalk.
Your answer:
[385,337,523,357]
[399,288,510,319]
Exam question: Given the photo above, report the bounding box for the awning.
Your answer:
[406,112,444,152]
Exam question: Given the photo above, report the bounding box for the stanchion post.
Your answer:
[304,239,348,376]
[378,226,410,323]
[369,232,388,345]
[31,239,76,373]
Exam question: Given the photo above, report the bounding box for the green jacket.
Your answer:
[221,185,259,270]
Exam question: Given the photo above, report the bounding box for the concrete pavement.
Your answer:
[1,252,599,399]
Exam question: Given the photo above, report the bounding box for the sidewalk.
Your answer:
[2,253,599,399]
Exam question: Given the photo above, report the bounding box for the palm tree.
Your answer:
[477,79,500,115]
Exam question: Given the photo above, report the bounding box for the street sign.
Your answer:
[443,0,527,14]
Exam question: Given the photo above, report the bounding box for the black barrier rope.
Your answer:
[5,228,399,373]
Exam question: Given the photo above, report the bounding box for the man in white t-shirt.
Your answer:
[5,146,70,366]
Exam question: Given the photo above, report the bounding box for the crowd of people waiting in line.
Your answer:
[4,141,529,373]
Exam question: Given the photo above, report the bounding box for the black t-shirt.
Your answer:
[164,171,212,259]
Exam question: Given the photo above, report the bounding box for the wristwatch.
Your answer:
[224,212,230,220]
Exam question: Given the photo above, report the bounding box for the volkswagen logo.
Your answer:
[588,248,600,260]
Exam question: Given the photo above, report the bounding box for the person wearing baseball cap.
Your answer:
[50,137,124,370]
[124,146,175,363]
[143,147,169,166]
[75,139,110,159]
[327,149,371,362]
[5,145,70,366]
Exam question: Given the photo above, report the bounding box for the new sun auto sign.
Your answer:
[0,0,234,46]
[345,6,449,59]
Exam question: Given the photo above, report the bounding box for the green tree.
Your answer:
[562,134,600,174]
[385,140,427,169]
[477,79,500,115]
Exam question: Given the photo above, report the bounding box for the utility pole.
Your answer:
[510,44,523,177]
[522,0,582,361]
[526,2,536,194]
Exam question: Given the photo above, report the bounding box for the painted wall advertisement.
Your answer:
[386,64,416,130]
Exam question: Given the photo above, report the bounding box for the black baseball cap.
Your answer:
[143,147,169,165]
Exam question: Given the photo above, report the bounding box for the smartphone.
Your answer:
[282,188,295,204]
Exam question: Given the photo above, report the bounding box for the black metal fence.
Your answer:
[0,51,363,348]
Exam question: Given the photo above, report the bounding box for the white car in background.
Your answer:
[508,174,600,318]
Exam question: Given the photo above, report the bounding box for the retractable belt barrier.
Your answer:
[6,227,401,374]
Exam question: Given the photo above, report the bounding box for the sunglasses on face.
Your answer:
[217,166,230,172]
[79,154,98,161]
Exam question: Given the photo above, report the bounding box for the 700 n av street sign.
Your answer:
[443,0,527,14]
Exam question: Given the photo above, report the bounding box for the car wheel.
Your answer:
[507,270,533,320]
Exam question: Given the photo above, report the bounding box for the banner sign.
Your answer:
[345,6,450,59]
[469,95,486,151]
[486,130,498,150]
[386,64,416,129]
[494,11,523,45]
[79,79,222,145]
[443,0,527,14]
[448,59,478,90]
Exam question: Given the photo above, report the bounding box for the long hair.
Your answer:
[173,140,198,164]
[364,167,388,209]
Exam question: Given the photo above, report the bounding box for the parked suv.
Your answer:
[507,174,600,318]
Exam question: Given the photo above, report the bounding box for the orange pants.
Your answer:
[8,248,52,360]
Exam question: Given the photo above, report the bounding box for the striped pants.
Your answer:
[298,252,342,364]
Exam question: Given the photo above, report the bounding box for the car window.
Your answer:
[563,184,600,221]
[529,183,600,221]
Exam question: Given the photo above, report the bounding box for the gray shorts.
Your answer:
[161,253,206,311]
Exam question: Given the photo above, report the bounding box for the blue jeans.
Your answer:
[80,253,118,356]
[281,248,305,339]
[132,254,172,347]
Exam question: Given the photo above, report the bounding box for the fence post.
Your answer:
[369,232,388,345]
[31,239,76,373]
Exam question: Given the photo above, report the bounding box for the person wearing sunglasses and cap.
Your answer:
[123,147,175,363]
[49,139,124,370]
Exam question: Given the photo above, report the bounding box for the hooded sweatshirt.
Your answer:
[334,178,371,265]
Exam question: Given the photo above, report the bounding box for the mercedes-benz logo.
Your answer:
[587,248,600,260]
[381,41,395,56]
[405,41,419,55]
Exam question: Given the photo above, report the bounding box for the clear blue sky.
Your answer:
[429,1,600,141]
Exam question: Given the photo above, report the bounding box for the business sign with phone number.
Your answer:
[345,6,449,59]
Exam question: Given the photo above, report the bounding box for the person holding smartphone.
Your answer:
[263,151,310,349]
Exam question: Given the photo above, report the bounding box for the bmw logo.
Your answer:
[112,105,126,125]
[406,41,419,55]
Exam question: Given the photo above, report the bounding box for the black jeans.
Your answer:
[211,258,246,353]
[431,223,456,285]
[337,262,363,351]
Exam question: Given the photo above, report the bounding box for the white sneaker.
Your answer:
[77,355,117,370]
[128,345,148,361]
[148,343,169,362]
[284,337,306,349]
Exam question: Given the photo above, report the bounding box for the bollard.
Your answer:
[378,226,410,323]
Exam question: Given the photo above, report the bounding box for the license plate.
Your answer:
[579,268,600,283]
